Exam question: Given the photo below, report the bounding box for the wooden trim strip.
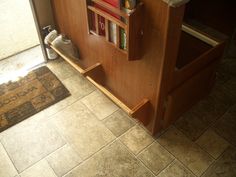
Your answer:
[86,76,132,113]
[50,45,84,73]
[130,99,149,116]
[182,24,219,47]
[82,63,102,76]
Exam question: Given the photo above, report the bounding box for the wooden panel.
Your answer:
[172,29,225,89]
[176,32,213,69]
[163,60,218,128]
[51,0,176,134]
[51,0,225,135]
[152,5,186,133]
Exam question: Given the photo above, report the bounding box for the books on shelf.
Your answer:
[93,0,121,42]
[91,0,137,50]
[103,0,121,44]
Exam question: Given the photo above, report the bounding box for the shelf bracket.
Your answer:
[130,99,150,125]
[82,62,102,76]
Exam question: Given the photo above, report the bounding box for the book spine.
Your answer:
[120,1,137,50]
[124,0,136,10]
[120,28,127,50]
[109,22,117,44]
[103,0,121,44]
[97,15,106,36]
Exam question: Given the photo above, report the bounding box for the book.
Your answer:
[102,0,121,44]
[92,0,121,41]
[94,3,106,36]
[120,0,137,50]
[120,28,127,50]
[124,0,137,10]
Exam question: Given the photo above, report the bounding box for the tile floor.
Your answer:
[0,45,236,177]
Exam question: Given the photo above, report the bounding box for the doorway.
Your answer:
[0,0,45,83]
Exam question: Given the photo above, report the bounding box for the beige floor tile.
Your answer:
[62,74,95,99]
[198,88,233,124]
[64,141,154,177]
[120,125,154,155]
[20,160,57,177]
[196,129,229,159]
[47,59,78,81]
[47,144,82,177]
[157,127,214,176]
[157,160,196,177]
[175,87,232,141]
[0,143,18,177]
[138,142,174,175]
[103,110,135,137]
[222,78,236,102]
[202,146,236,177]
[214,105,236,147]
[1,116,65,172]
[175,111,207,141]
[40,95,79,118]
[219,59,236,78]
[52,100,115,159]
[81,90,119,120]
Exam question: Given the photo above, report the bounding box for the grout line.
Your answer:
[199,146,231,177]
[0,141,19,176]
[197,103,236,149]
[61,138,120,177]
[154,158,175,177]
[43,84,96,121]
[136,139,155,156]
[44,159,59,177]
[79,93,119,122]
[62,133,156,177]
[17,143,67,175]
[117,139,157,177]
[154,126,205,177]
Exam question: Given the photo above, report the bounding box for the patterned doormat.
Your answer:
[0,66,70,132]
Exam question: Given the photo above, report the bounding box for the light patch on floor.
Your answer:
[0,0,39,60]
[0,46,44,84]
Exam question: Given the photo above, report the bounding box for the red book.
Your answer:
[94,0,121,37]
[103,0,121,16]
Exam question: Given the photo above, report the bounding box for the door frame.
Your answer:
[29,0,48,62]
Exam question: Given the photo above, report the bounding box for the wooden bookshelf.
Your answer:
[51,0,226,135]
[86,0,144,60]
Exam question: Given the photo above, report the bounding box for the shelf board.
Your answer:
[89,30,128,55]
[92,0,129,18]
[88,5,127,29]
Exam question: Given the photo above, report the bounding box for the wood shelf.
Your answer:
[50,44,150,122]
[86,1,144,60]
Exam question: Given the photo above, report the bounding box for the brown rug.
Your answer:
[0,66,70,132]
